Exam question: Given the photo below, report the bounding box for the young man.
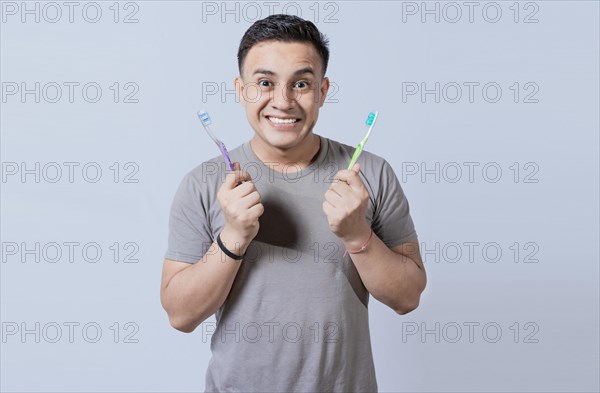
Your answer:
[161,14,426,392]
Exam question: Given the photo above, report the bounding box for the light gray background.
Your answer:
[1,1,598,392]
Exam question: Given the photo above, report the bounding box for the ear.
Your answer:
[318,77,330,108]
[234,76,246,108]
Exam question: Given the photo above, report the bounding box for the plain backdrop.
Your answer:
[1,1,598,392]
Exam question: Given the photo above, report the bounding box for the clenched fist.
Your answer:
[217,162,264,248]
[322,163,371,242]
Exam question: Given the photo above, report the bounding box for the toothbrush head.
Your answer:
[197,109,220,145]
[198,110,212,126]
[366,111,378,127]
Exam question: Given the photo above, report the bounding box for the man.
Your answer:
[161,14,426,392]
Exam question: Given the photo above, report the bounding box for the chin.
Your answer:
[260,132,302,150]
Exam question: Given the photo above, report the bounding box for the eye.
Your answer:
[294,81,310,89]
[258,80,272,88]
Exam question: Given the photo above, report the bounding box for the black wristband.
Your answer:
[216,232,244,260]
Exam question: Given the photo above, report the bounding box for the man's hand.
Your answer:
[217,162,264,248]
[322,163,371,244]
[322,163,426,314]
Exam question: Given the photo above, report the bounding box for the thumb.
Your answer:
[351,163,360,174]
[224,162,248,189]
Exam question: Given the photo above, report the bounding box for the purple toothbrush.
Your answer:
[197,110,235,171]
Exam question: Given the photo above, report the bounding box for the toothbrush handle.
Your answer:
[218,141,235,171]
[348,142,364,170]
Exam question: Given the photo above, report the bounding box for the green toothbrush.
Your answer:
[348,111,379,170]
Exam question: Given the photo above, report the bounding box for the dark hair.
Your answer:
[237,14,330,76]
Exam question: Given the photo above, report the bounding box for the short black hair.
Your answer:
[237,14,330,76]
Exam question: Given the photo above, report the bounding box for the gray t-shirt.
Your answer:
[165,134,418,392]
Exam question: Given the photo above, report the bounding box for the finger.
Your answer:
[247,202,265,218]
[231,181,258,199]
[333,169,354,186]
[331,176,360,195]
[238,190,261,209]
[338,168,364,191]
[324,189,343,208]
[230,162,242,182]
[224,164,252,189]
[322,200,335,217]
[329,182,348,198]
[330,178,349,192]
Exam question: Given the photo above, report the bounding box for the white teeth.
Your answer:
[268,116,298,124]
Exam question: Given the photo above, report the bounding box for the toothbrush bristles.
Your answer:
[198,110,212,126]
[366,111,377,126]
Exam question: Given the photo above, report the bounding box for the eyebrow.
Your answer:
[252,67,315,77]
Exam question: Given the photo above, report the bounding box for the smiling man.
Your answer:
[161,14,426,392]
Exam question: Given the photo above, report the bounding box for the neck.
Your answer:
[250,133,321,172]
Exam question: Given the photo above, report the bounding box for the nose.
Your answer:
[269,83,297,111]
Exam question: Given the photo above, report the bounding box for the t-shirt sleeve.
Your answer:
[371,160,418,247]
[164,173,214,263]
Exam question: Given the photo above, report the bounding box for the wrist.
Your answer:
[341,222,372,251]
[219,227,252,256]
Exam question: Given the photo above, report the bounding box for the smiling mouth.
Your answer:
[266,116,300,124]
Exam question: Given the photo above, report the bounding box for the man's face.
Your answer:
[235,40,330,151]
